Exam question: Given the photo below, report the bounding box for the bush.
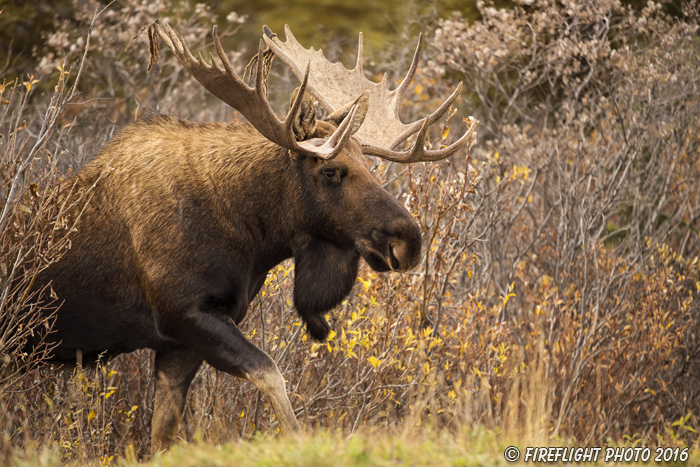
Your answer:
[0,12,94,463]
[428,0,700,442]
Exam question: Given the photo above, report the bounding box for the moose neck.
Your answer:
[209,122,360,339]
[201,122,304,271]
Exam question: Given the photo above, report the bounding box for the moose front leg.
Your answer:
[240,348,301,434]
[155,308,300,436]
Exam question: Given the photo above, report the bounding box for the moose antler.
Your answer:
[149,21,364,160]
[263,25,477,162]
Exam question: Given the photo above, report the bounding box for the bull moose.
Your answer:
[31,22,476,450]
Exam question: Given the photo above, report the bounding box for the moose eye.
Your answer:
[323,168,338,181]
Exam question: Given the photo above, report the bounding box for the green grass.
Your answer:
[132,429,508,467]
[7,428,699,467]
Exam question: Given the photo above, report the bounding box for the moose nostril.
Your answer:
[388,242,400,270]
[397,220,422,268]
[390,237,421,271]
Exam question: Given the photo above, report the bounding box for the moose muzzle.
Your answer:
[356,217,422,273]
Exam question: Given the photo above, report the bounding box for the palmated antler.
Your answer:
[262,25,477,163]
[148,21,364,160]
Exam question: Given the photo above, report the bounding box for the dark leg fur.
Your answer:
[151,347,202,452]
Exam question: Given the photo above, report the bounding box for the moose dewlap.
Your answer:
[29,21,476,451]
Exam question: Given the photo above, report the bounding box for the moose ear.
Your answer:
[289,87,317,141]
[326,91,369,136]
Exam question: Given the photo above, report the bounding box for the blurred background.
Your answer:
[0,0,502,79]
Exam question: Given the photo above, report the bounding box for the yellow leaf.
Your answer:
[503,293,516,305]
[88,410,96,422]
[441,125,449,140]
[0,80,14,94]
[22,75,39,92]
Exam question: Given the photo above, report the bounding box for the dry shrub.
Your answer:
[426,0,700,444]
[0,14,97,465]
[2,0,700,464]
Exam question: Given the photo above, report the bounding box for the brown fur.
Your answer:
[31,111,422,450]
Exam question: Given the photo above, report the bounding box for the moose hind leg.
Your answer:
[151,347,202,453]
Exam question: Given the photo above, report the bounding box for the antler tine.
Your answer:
[394,33,422,100]
[206,52,217,71]
[254,39,267,94]
[328,102,358,148]
[354,32,364,73]
[212,25,238,78]
[363,117,478,163]
[407,114,432,159]
[285,63,312,135]
[389,81,463,151]
[173,26,201,67]
[165,24,189,60]
[299,101,360,160]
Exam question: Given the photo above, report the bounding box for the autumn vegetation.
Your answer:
[1,1,699,465]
